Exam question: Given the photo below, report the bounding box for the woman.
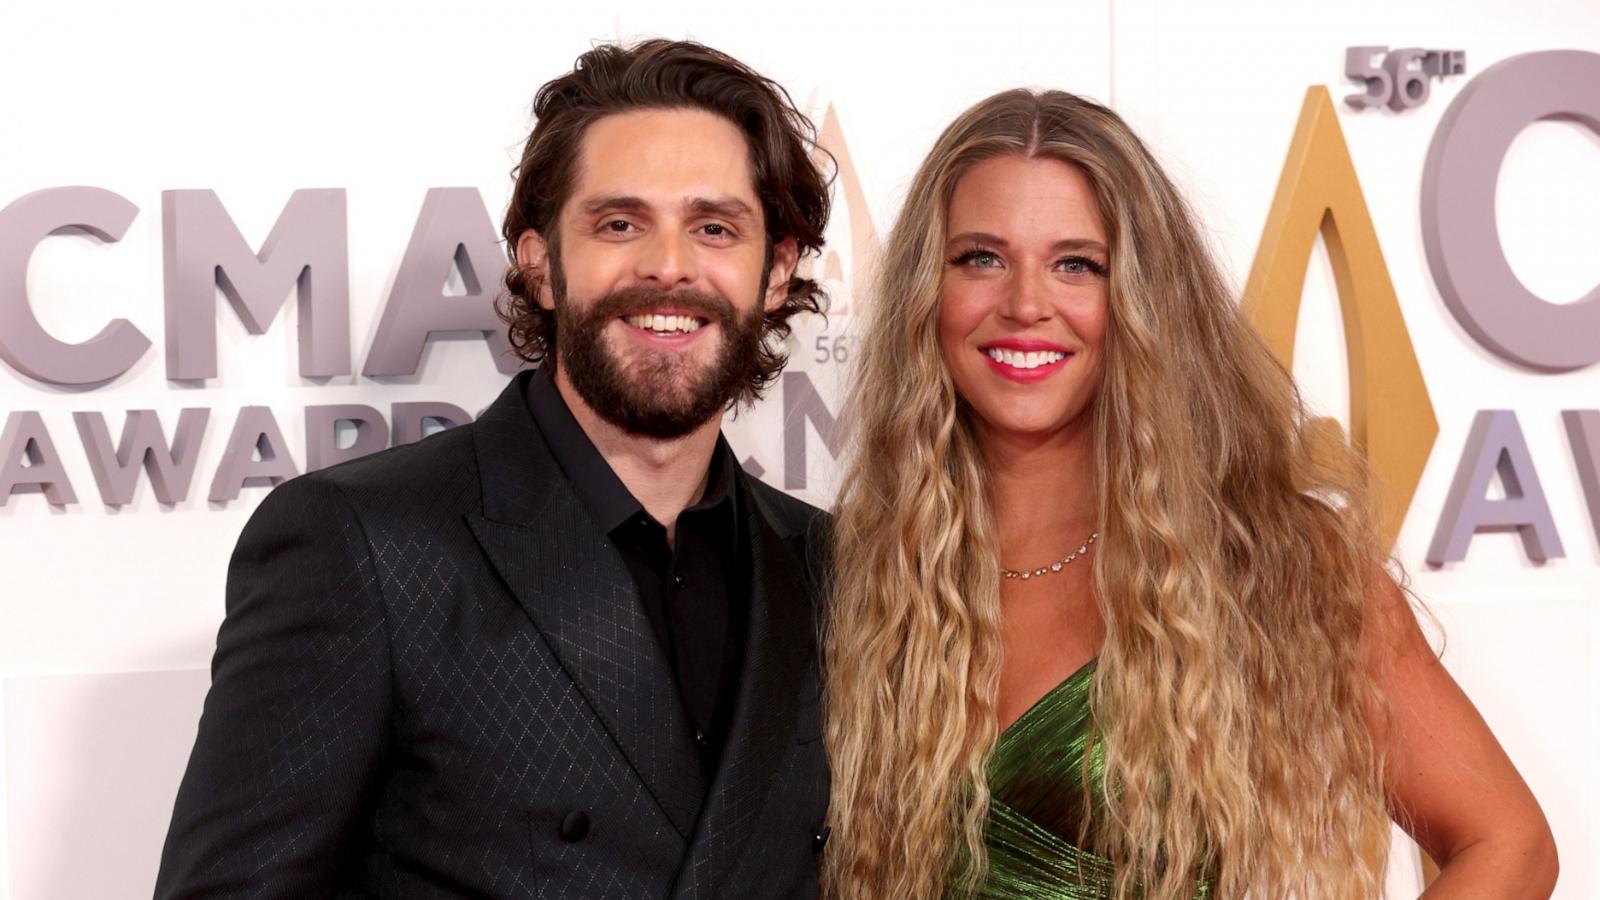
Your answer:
[822,90,1556,899]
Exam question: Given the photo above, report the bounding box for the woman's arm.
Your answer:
[1366,572,1558,898]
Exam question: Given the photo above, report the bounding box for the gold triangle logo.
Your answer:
[806,103,881,317]
[1243,86,1439,550]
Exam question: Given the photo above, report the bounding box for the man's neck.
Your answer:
[553,367,723,543]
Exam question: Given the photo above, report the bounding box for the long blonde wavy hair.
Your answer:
[822,90,1393,900]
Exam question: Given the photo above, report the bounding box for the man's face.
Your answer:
[517,107,798,439]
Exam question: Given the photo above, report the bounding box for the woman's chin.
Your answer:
[972,411,1091,446]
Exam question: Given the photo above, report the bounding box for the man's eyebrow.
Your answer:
[578,195,648,216]
[688,197,756,219]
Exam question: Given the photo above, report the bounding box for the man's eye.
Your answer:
[604,219,634,233]
[702,223,731,237]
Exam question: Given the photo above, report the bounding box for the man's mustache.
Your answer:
[587,286,738,323]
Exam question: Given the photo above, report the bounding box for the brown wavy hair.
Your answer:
[823,89,1392,899]
[497,39,832,403]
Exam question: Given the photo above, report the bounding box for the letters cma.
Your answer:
[0,186,519,385]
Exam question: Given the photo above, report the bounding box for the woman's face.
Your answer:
[936,154,1111,445]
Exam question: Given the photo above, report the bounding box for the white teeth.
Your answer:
[623,314,704,334]
[984,348,1067,369]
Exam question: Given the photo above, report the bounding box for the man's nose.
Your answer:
[636,228,699,288]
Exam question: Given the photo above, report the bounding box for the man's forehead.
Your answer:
[568,108,761,211]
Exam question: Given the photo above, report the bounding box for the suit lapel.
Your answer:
[466,375,707,839]
[671,484,815,899]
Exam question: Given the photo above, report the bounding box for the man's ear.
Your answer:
[764,236,801,313]
[515,229,556,311]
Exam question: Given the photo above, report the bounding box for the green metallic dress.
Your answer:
[966,659,1212,899]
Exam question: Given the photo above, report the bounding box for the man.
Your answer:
[156,40,833,899]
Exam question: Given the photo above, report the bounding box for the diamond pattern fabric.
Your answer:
[155,374,830,899]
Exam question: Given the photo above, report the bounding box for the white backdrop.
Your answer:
[1,1,1595,896]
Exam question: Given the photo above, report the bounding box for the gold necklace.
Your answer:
[1000,531,1099,581]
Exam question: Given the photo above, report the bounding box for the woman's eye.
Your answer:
[951,249,1002,269]
[1058,256,1107,277]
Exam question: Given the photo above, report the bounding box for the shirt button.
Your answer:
[558,809,590,843]
[673,574,686,587]
[694,730,707,747]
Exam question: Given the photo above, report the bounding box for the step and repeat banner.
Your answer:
[2,0,1596,896]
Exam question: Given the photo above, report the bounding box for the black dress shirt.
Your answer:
[525,369,747,767]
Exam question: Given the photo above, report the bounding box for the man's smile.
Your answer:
[616,311,715,349]
[620,312,709,335]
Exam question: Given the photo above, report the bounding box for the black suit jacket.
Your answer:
[155,374,831,899]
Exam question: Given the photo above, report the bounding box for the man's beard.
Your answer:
[555,283,765,440]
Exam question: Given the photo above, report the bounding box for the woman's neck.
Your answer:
[979,419,1100,556]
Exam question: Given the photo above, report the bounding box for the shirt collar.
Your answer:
[523,366,737,535]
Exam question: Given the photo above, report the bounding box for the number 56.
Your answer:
[1345,46,1463,112]
[814,334,850,364]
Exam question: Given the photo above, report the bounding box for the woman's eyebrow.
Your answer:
[1051,238,1108,254]
[946,231,1009,248]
